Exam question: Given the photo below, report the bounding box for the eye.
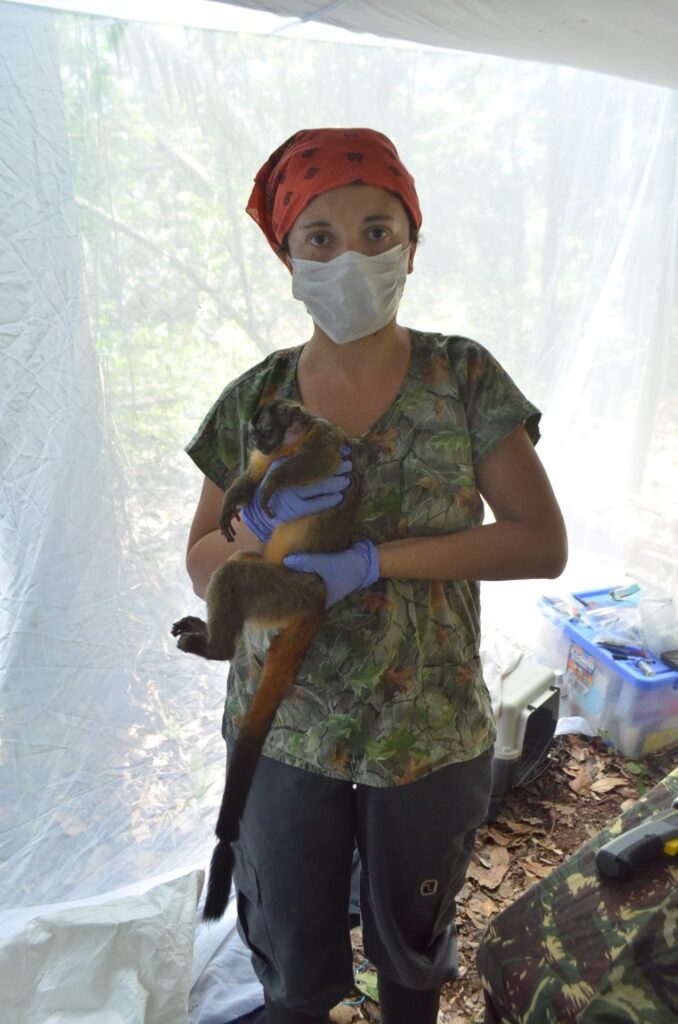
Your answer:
[366,226,390,242]
[308,232,331,248]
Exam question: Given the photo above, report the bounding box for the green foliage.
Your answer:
[354,967,379,1002]
[624,759,651,794]
[53,13,678,551]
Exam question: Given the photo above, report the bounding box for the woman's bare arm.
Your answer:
[376,425,567,582]
[186,476,264,599]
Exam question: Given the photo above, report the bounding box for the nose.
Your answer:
[337,230,374,256]
[340,233,365,255]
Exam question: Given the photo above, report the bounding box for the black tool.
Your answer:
[596,800,678,880]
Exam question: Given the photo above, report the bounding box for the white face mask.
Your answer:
[291,243,410,345]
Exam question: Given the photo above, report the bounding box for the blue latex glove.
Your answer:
[284,540,380,608]
[242,452,352,543]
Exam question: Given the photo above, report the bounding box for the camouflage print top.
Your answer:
[186,330,541,787]
[477,767,678,1023]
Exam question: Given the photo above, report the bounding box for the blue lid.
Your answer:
[563,617,678,690]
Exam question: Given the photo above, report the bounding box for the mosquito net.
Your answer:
[1,2,676,1020]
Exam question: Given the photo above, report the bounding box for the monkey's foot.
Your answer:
[172,617,233,660]
[171,615,207,637]
[176,632,209,656]
[175,630,233,660]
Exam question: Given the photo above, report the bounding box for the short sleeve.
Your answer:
[185,389,249,491]
[184,352,291,490]
[458,340,541,465]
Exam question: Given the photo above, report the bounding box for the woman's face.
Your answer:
[285,184,416,272]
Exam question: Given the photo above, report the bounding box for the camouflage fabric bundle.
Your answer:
[477,768,678,1023]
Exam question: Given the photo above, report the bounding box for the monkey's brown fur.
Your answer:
[171,399,359,921]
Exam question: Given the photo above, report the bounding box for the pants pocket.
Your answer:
[232,842,277,971]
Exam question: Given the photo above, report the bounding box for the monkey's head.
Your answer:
[249,399,313,454]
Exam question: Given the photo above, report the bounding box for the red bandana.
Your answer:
[246,127,422,256]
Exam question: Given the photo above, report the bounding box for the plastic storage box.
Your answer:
[553,588,678,756]
[491,657,560,802]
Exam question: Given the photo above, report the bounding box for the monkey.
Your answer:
[171,398,359,921]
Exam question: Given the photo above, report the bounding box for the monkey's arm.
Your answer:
[259,430,348,514]
[186,476,264,600]
[219,470,262,541]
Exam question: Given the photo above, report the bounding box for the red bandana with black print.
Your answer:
[246,127,422,257]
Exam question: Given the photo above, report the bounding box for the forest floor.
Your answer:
[329,735,678,1024]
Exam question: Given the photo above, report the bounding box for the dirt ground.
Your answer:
[329,735,678,1024]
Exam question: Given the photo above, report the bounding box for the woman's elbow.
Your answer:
[541,526,568,579]
[544,551,568,580]
[186,542,210,601]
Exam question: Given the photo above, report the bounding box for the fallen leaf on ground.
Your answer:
[590,775,627,794]
[496,817,542,836]
[497,877,518,901]
[569,763,593,795]
[569,741,590,762]
[551,802,578,818]
[486,826,514,847]
[465,893,497,929]
[330,1006,362,1023]
[467,845,510,890]
[523,857,555,879]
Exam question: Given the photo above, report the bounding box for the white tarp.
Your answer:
[219,0,678,89]
[0,872,203,1024]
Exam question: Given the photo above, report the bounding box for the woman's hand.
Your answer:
[242,452,352,542]
[284,540,380,608]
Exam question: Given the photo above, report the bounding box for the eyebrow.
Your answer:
[300,214,395,229]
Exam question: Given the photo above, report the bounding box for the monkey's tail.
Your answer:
[203,608,325,922]
[203,840,235,921]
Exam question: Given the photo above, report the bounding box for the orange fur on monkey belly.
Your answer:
[263,517,315,565]
[247,448,273,481]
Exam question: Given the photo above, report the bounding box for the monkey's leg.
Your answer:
[172,561,249,661]
[203,607,325,921]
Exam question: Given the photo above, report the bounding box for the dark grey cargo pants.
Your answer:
[226,740,493,1017]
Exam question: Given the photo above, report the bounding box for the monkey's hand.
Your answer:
[242,455,352,542]
[220,473,262,541]
[219,499,241,542]
[284,540,379,608]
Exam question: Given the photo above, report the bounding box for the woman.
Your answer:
[184,128,567,1024]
